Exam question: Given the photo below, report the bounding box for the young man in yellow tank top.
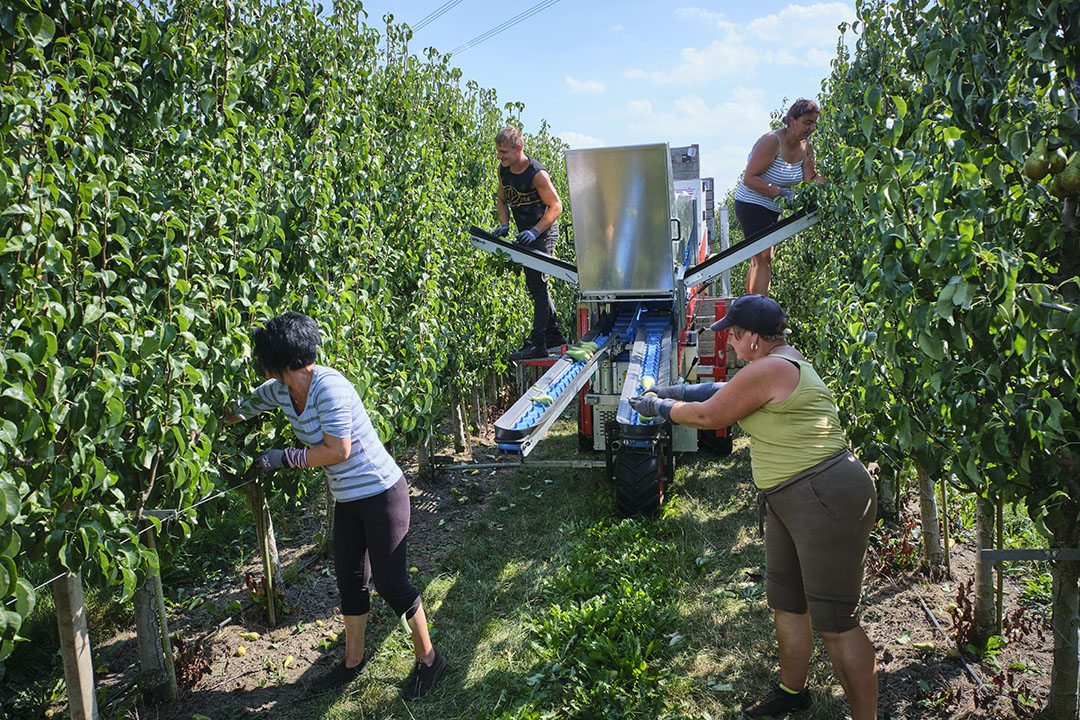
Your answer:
[630,294,879,720]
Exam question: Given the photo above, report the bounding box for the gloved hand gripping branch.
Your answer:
[491,225,510,238]
[257,447,310,473]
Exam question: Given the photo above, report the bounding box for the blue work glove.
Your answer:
[491,224,510,238]
[653,382,726,402]
[777,188,795,202]
[628,394,676,420]
[515,227,539,245]
[256,449,289,473]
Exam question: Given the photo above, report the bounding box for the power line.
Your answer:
[412,0,465,33]
[449,0,563,56]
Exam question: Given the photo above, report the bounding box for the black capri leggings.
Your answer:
[333,477,420,618]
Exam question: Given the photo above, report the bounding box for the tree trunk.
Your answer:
[319,476,335,556]
[1046,557,1080,720]
[52,572,98,720]
[470,385,482,431]
[915,463,944,571]
[450,387,468,454]
[134,582,169,701]
[877,462,897,520]
[972,498,997,646]
[417,431,433,480]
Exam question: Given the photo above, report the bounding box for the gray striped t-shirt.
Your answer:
[734,133,806,212]
[237,366,403,502]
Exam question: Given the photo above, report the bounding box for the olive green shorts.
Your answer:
[762,450,877,633]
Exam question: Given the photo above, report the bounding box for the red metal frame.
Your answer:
[576,305,592,438]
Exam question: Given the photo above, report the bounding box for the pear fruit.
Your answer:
[1048,147,1068,175]
[1049,172,1069,199]
[1061,152,1080,194]
[1024,139,1050,180]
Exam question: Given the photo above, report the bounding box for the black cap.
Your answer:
[709,294,787,335]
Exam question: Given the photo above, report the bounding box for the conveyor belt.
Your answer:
[494,327,620,456]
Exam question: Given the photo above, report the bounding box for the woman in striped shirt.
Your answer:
[230,312,447,699]
[733,99,826,296]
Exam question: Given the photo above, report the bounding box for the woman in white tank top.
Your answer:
[734,99,826,296]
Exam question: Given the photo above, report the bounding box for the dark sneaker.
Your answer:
[545,331,568,349]
[402,650,447,700]
[510,343,548,360]
[308,657,367,694]
[742,684,812,717]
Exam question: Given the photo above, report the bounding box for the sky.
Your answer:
[348,1,858,198]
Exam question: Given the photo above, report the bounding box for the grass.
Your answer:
[284,421,860,720]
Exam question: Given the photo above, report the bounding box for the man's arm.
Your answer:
[531,170,563,233]
[496,170,510,226]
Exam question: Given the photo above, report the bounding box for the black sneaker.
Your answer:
[742,684,812,717]
[308,656,367,694]
[402,650,447,700]
[510,343,548,360]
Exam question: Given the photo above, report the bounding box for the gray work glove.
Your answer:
[515,227,539,245]
[491,224,510,238]
[653,382,726,402]
[777,188,795,202]
[256,449,289,473]
[628,394,676,421]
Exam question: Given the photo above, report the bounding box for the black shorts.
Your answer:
[734,199,780,240]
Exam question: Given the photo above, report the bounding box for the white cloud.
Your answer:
[675,6,725,22]
[747,3,855,48]
[627,3,855,85]
[611,24,624,32]
[625,32,758,85]
[566,76,605,94]
[624,90,769,140]
[559,131,606,149]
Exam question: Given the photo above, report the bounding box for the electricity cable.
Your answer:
[411,0,465,33]
[449,0,562,55]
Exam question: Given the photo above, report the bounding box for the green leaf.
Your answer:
[1008,129,1029,161]
[0,475,17,525]
[27,13,55,46]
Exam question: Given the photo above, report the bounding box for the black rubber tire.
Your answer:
[613,449,663,517]
[699,428,733,457]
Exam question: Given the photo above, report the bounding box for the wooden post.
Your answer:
[995,498,1004,634]
[973,498,997,645]
[939,477,952,579]
[52,572,98,720]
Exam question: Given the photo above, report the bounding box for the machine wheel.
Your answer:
[699,428,733,457]
[613,449,663,517]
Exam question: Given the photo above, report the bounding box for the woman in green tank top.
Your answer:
[630,294,879,720]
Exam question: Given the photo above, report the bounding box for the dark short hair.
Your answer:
[784,98,820,125]
[253,312,320,374]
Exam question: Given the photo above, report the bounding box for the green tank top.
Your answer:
[737,356,849,489]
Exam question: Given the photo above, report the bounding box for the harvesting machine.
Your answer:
[470,143,818,515]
